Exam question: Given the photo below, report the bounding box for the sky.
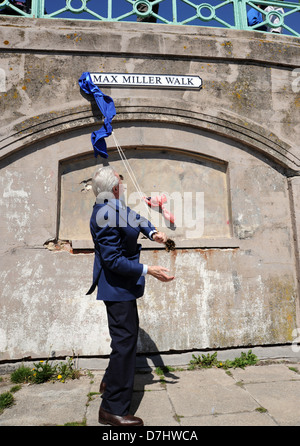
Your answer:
[42,0,299,37]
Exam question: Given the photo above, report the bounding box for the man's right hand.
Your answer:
[147,266,175,282]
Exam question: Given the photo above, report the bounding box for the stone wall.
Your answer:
[0,17,299,360]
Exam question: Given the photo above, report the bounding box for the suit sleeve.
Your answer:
[95,224,144,277]
[136,214,157,239]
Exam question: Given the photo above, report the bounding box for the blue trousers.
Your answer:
[101,300,139,416]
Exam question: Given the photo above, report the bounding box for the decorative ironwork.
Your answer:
[0,0,299,37]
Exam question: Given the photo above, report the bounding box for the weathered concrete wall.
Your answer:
[0,17,299,360]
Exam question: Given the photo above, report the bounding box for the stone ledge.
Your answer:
[71,238,241,251]
[0,17,299,66]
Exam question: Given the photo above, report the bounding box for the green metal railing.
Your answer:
[0,0,299,37]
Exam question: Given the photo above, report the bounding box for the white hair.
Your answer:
[92,166,119,197]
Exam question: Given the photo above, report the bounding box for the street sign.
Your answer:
[90,73,202,90]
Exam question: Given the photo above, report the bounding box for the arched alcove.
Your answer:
[58,147,231,245]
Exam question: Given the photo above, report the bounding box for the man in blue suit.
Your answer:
[87,166,174,426]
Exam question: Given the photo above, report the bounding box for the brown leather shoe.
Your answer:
[99,380,106,394]
[98,407,144,426]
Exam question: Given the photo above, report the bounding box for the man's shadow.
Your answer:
[130,328,179,415]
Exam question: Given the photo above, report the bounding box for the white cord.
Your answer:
[111,131,152,218]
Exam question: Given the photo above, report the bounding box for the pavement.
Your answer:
[1,346,300,428]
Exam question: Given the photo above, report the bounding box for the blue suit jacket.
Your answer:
[87,198,156,301]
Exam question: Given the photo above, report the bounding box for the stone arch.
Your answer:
[1,101,298,174]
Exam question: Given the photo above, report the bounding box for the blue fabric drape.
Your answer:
[79,72,116,158]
